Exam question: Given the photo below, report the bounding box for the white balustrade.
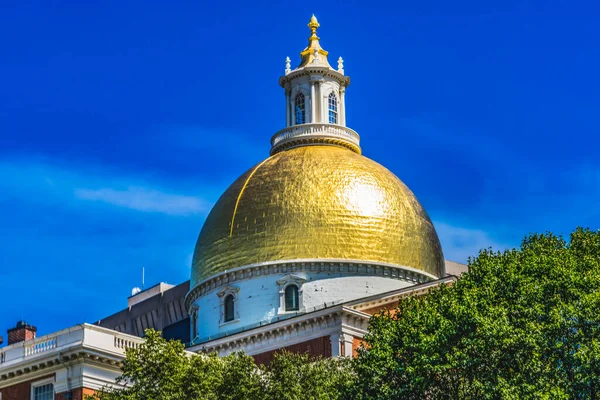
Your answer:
[270,123,360,152]
[113,336,140,350]
[24,337,57,356]
[0,324,144,370]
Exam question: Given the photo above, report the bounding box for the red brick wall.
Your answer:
[352,337,364,357]
[253,336,332,365]
[361,301,400,315]
[56,387,96,400]
[0,374,54,400]
[7,327,36,345]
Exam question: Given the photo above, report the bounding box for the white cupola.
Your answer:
[271,15,360,155]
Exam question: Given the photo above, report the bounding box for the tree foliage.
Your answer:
[87,330,353,400]
[88,228,600,399]
[352,228,600,399]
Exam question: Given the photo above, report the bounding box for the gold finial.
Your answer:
[308,14,320,38]
[296,14,332,69]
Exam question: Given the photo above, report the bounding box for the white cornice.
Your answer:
[347,276,457,312]
[279,67,350,88]
[0,324,142,388]
[189,305,343,355]
[188,305,373,357]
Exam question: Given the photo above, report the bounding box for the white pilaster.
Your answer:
[310,81,316,123]
[315,80,322,123]
[341,332,354,357]
[340,87,346,126]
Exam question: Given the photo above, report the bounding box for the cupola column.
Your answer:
[310,81,317,123]
[340,87,346,125]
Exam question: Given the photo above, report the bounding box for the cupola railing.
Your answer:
[270,123,361,155]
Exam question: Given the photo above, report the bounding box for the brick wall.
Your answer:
[252,336,332,365]
[0,374,54,400]
[7,327,36,345]
[352,337,363,357]
[361,301,400,315]
[56,387,96,400]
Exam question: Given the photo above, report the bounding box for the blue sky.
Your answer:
[1,0,599,337]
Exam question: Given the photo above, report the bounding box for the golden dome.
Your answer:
[191,145,444,286]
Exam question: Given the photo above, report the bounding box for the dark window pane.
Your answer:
[285,285,299,311]
[328,92,337,124]
[224,295,235,322]
[34,384,54,400]
[295,93,305,124]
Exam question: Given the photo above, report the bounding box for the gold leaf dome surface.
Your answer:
[191,146,444,286]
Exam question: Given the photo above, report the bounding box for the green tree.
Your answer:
[263,351,355,400]
[87,330,354,400]
[352,228,600,399]
[87,330,263,400]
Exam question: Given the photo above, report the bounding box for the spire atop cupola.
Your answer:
[273,16,358,155]
[298,14,332,69]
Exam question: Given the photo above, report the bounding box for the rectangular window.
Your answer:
[329,110,337,124]
[33,383,53,400]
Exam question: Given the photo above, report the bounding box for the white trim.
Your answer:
[189,305,343,355]
[30,376,55,400]
[329,333,342,357]
[340,332,354,357]
[347,276,456,312]
[0,324,146,387]
[218,318,240,328]
[217,285,240,325]
[276,275,306,315]
[188,305,373,358]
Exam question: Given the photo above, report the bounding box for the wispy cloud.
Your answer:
[74,186,207,215]
[0,157,213,216]
[434,220,514,263]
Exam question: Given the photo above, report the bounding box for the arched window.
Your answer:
[328,92,338,124]
[284,285,299,311]
[224,294,235,322]
[295,92,306,124]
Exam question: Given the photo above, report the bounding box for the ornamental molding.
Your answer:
[276,275,306,315]
[279,67,349,88]
[271,136,360,155]
[0,348,123,388]
[190,305,341,356]
[276,274,306,287]
[347,275,457,313]
[186,258,436,312]
[217,285,240,298]
[217,285,241,325]
[269,123,361,155]
[188,305,370,357]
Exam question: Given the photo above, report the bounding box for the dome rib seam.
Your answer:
[229,156,273,237]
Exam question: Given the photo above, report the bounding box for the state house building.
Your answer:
[0,16,466,400]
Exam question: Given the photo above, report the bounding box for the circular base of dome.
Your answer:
[185,258,438,311]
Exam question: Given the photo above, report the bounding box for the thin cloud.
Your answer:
[434,220,513,263]
[0,158,214,216]
[74,186,207,216]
